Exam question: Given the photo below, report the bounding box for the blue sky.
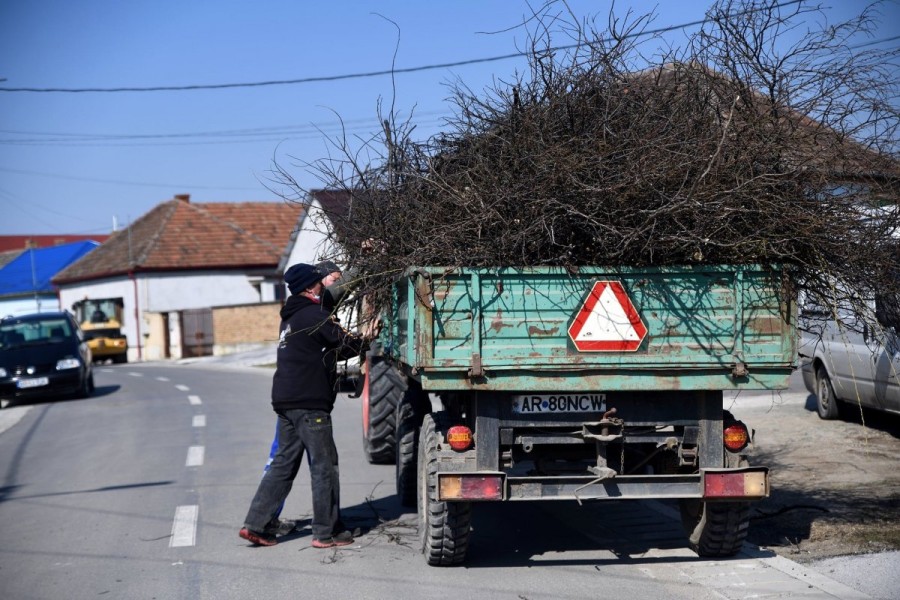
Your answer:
[0,1,897,236]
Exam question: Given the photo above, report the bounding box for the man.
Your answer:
[239,262,368,548]
[258,259,351,537]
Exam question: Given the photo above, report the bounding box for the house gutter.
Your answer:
[130,269,142,360]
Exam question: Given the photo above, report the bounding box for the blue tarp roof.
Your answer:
[0,241,98,297]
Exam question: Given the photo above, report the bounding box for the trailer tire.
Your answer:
[362,355,406,464]
[396,382,431,507]
[679,499,750,557]
[418,413,471,566]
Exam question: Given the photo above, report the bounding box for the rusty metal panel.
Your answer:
[384,265,796,391]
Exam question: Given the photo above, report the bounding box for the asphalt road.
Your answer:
[0,354,894,599]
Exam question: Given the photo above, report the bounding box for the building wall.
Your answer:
[212,302,282,355]
[58,271,267,362]
[286,200,339,269]
[143,312,169,361]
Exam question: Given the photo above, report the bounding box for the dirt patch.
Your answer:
[732,387,900,564]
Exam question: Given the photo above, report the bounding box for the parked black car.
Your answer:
[0,312,94,405]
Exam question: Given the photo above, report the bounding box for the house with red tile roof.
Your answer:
[52,193,340,361]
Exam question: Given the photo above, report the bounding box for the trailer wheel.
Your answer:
[361,354,406,464]
[418,413,471,566]
[815,366,841,420]
[679,498,750,557]
[396,382,431,507]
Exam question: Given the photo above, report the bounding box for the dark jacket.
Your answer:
[271,294,367,412]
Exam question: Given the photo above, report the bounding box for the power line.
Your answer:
[849,34,900,50]
[0,110,450,140]
[0,1,808,94]
[0,117,449,148]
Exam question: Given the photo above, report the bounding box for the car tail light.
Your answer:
[439,474,503,500]
[723,421,750,452]
[446,425,473,451]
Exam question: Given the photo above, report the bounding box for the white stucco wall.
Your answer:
[140,271,265,311]
[286,199,340,269]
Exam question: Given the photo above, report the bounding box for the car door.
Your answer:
[873,325,900,412]
[825,308,879,407]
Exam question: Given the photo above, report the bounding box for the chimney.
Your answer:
[175,194,191,203]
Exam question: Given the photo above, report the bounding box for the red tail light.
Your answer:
[446,425,473,451]
[439,474,504,500]
[723,421,750,452]
[703,469,768,498]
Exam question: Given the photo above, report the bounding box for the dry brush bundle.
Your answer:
[287,0,899,325]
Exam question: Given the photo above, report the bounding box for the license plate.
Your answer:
[512,394,606,414]
[17,377,49,389]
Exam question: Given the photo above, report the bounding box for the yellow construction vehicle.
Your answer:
[72,297,128,364]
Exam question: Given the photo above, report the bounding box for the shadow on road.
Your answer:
[802,392,900,438]
[305,493,769,568]
[2,384,122,410]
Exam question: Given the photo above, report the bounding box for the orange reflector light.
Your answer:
[723,422,749,452]
[446,425,473,451]
[704,470,768,499]
[439,474,503,501]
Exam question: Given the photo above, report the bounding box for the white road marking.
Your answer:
[170,505,198,548]
[156,377,170,382]
[128,372,143,377]
[192,415,206,427]
[185,446,205,467]
[175,384,190,391]
[188,395,202,406]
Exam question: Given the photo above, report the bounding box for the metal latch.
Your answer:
[732,360,749,378]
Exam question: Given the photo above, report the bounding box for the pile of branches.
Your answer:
[286,0,899,323]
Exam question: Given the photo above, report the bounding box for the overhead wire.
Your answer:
[0,0,811,94]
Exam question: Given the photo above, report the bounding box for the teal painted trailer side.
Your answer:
[380,265,796,392]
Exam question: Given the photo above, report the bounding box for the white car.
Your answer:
[799,294,900,419]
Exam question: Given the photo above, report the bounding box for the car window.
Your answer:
[0,318,73,347]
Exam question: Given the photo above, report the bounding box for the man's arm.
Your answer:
[319,314,369,359]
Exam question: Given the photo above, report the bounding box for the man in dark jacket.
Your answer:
[239,262,368,548]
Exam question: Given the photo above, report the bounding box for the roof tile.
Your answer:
[54,198,305,283]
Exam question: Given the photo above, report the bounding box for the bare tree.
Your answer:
[274,0,899,327]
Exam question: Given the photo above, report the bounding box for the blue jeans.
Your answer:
[243,408,341,540]
[264,424,291,520]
